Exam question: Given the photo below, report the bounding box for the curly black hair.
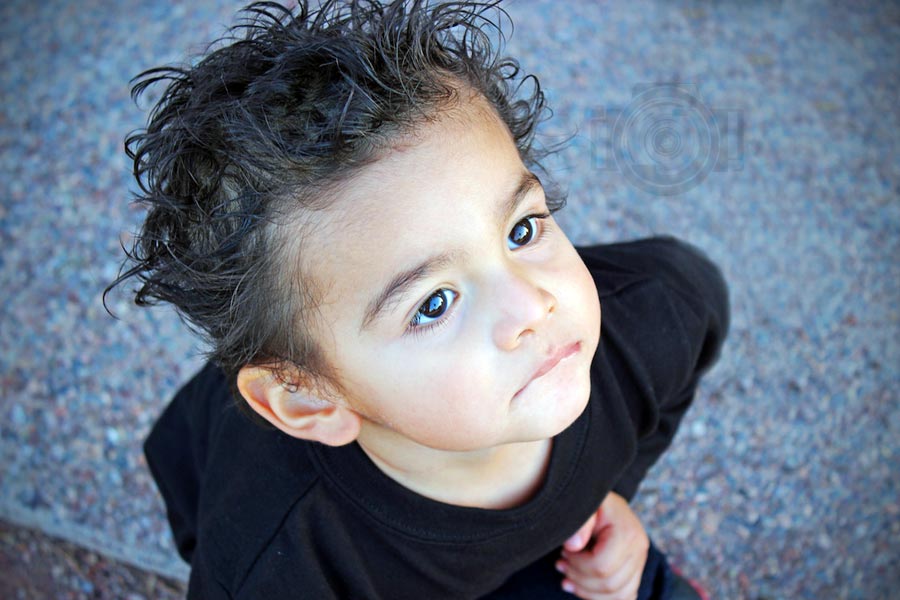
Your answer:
[106,0,563,411]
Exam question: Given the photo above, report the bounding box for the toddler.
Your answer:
[110,1,729,598]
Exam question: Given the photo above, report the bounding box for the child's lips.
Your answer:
[513,341,581,399]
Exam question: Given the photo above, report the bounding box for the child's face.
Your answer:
[302,96,601,452]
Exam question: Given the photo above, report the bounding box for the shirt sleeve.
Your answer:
[581,236,730,501]
[143,362,232,563]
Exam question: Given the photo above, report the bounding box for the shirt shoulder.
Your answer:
[578,236,729,423]
[577,235,727,313]
[160,365,324,598]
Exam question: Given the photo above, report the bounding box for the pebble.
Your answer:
[105,428,120,446]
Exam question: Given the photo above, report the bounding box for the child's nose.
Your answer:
[491,269,557,351]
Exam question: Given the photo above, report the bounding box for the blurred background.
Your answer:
[1,0,897,598]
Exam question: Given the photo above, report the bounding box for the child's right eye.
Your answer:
[409,289,457,330]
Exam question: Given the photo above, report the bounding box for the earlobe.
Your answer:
[237,365,362,447]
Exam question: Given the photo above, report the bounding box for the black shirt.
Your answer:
[144,235,730,599]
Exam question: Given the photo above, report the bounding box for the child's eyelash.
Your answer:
[526,212,552,244]
[407,309,455,339]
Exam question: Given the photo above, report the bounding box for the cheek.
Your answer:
[414,350,497,407]
[345,336,496,416]
[574,260,600,314]
[409,355,508,432]
[392,368,507,450]
[561,256,602,341]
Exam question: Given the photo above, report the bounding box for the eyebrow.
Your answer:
[360,170,542,331]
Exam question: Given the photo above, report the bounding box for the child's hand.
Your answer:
[555,492,649,600]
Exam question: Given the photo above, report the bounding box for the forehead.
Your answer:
[334,98,512,218]
[300,97,525,322]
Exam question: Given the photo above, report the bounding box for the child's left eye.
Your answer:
[507,213,550,249]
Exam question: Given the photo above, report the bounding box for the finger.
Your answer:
[564,512,598,553]
[622,567,643,600]
[586,525,629,577]
[560,575,640,600]
[601,547,645,594]
[590,523,648,576]
[559,549,640,597]
[563,527,648,585]
[558,545,609,581]
[606,561,644,600]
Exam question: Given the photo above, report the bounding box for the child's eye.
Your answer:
[410,288,458,328]
[507,213,550,249]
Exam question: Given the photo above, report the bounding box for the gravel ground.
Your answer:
[1,0,898,598]
[0,519,186,600]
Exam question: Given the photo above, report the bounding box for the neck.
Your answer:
[356,431,553,510]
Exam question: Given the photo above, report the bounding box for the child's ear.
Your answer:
[237,365,361,447]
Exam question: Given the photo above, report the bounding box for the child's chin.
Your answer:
[542,381,592,439]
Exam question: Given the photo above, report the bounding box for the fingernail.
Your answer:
[555,561,566,574]
[562,580,575,593]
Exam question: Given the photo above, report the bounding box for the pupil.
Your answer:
[422,292,445,317]
[512,220,533,245]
